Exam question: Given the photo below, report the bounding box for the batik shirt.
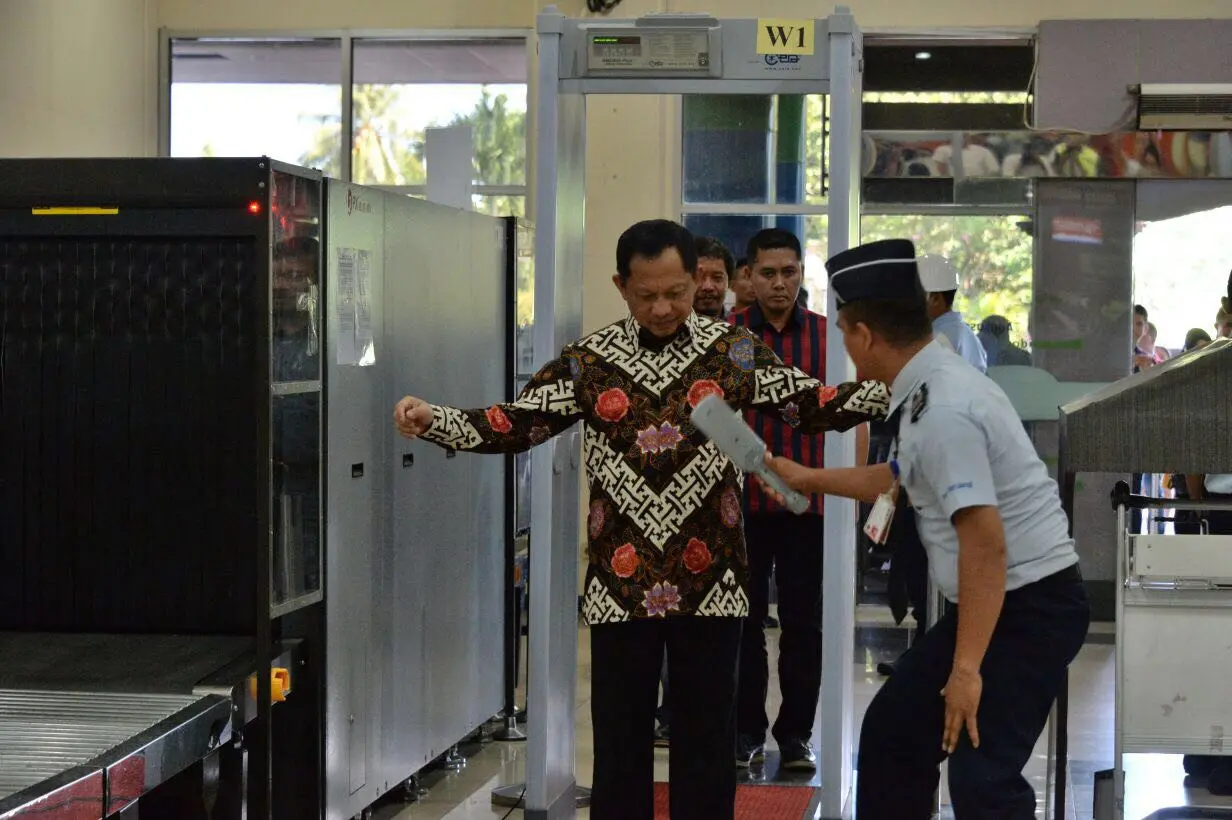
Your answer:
[421,312,890,624]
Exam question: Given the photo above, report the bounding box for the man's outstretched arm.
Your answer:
[743,333,890,434]
[395,351,583,454]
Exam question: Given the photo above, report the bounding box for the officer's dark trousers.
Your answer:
[590,617,742,820]
[737,513,825,744]
[857,565,1089,820]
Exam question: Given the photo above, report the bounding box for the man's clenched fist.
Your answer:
[394,396,433,439]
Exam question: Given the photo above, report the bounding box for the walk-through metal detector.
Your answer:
[527,6,864,818]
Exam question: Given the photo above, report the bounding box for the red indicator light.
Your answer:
[247,201,262,214]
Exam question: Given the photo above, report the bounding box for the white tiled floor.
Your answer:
[372,611,1232,820]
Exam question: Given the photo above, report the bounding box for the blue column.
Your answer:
[774,95,806,244]
[682,95,771,259]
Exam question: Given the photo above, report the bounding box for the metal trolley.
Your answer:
[1100,486,1232,819]
[1054,338,1232,819]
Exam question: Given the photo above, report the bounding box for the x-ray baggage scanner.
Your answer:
[525,7,865,817]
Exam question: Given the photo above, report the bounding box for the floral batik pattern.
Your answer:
[421,312,890,623]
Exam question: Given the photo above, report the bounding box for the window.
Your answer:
[682,94,826,206]
[350,38,528,215]
[681,94,829,309]
[862,213,1034,348]
[1133,181,1232,353]
[170,39,343,167]
[166,35,529,218]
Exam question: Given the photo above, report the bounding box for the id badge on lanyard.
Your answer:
[863,458,901,545]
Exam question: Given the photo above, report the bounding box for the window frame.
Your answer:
[678,93,833,219]
[159,28,531,208]
[677,95,1037,221]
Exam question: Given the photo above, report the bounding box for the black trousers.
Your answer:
[590,617,742,820]
[888,514,930,631]
[857,566,1090,820]
[871,413,928,630]
[737,513,824,744]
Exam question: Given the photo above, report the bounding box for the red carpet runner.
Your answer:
[652,782,815,819]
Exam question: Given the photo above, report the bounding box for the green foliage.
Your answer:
[299,86,426,183]
[804,95,826,202]
[798,95,1034,344]
[863,215,1034,344]
[445,89,527,220]
[297,84,532,323]
[450,88,525,186]
[298,85,525,205]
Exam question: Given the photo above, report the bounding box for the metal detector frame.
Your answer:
[527,6,865,818]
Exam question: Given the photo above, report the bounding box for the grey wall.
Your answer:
[1036,19,1232,134]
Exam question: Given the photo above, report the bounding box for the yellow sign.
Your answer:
[756,19,815,56]
[32,207,119,216]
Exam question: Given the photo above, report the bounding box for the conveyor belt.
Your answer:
[0,633,254,693]
[0,634,262,817]
[0,689,206,802]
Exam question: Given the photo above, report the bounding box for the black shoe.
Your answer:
[735,734,765,768]
[1211,759,1232,796]
[1183,754,1215,779]
[876,661,896,677]
[653,725,670,748]
[778,738,817,772]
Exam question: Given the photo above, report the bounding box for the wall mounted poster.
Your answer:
[335,247,376,367]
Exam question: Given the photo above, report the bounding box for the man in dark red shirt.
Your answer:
[729,228,831,771]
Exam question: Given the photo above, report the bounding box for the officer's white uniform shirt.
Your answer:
[890,340,1078,602]
[932,310,987,373]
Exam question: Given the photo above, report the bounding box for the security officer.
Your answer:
[763,238,1090,818]
[918,255,986,373]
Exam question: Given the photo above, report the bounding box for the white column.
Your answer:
[820,7,863,818]
[0,0,156,158]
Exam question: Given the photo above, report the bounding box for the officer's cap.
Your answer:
[917,254,959,293]
[824,239,922,308]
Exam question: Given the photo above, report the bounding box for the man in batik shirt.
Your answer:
[394,219,889,820]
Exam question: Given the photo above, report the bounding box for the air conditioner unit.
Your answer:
[1133,83,1232,130]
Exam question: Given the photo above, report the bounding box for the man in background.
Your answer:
[272,236,322,597]
[693,235,735,320]
[1130,304,1155,534]
[728,257,756,314]
[730,228,835,772]
[918,255,986,373]
[978,315,1032,367]
[1133,304,1156,372]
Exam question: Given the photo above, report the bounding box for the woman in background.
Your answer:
[1216,304,1232,339]
[1184,327,1212,353]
